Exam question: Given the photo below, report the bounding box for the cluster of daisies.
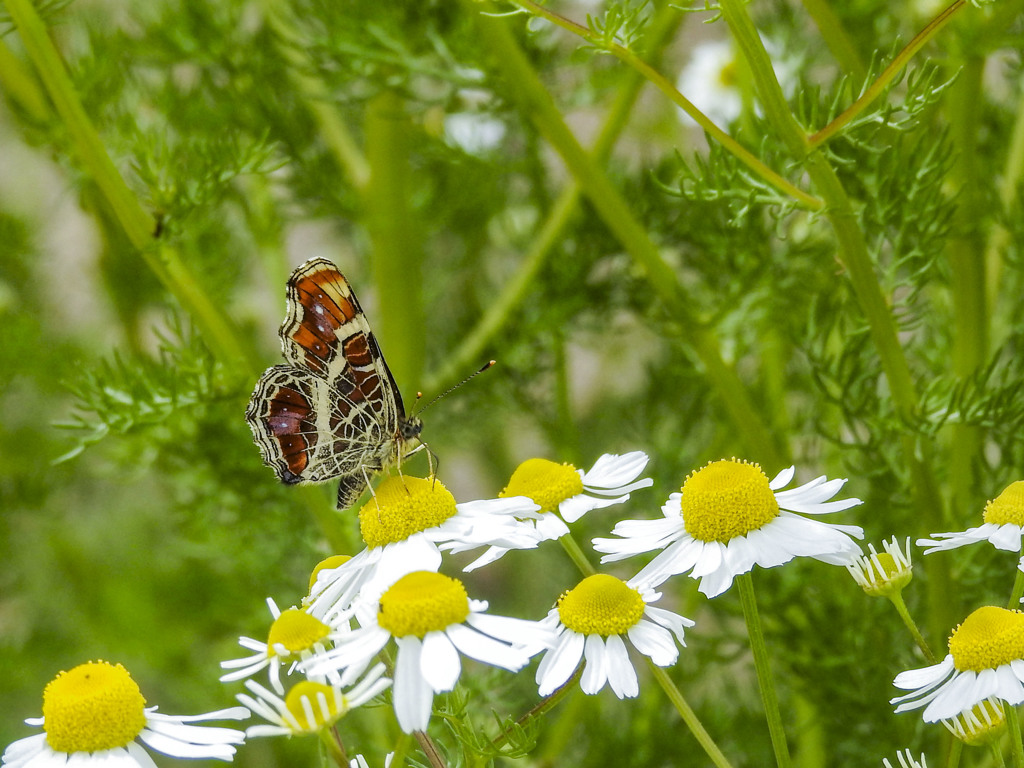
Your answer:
[8,453,1024,767]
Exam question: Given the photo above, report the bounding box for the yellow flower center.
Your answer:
[982,481,1024,526]
[556,574,645,637]
[500,458,583,513]
[681,459,780,543]
[267,609,330,657]
[359,477,456,548]
[945,699,1006,747]
[283,681,347,732]
[377,571,470,638]
[948,606,1024,672]
[308,555,351,593]
[42,661,147,753]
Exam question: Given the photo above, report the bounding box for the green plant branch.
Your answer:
[808,0,969,148]
[470,2,789,469]
[423,1,684,395]
[889,592,937,664]
[3,0,259,377]
[0,33,50,121]
[502,0,823,211]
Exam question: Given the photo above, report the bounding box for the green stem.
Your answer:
[1008,703,1024,768]
[737,573,792,768]
[559,533,597,577]
[470,3,789,470]
[888,592,937,664]
[809,0,969,148]
[1009,568,1024,611]
[365,90,426,390]
[994,740,1010,768]
[0,33,50,121]
[320,726,349,767]
[423,1,684,395]
[487,665,584,760]
[798,0,866,80]
[649,664,737,768]
[946,738,962,768]
[504,0,823,210]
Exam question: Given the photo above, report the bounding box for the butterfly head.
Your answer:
[400,416,423,441]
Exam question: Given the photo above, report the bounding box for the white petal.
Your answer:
[920,669,978,721]
[988,524,1024,552]
[465,612,555,651]
[559,494,624,524]
[446,624,528,671]
[768,466,795,490]
[580,635,609,695]
[689,540,725,578]
[603,635,639,699]
[581,452,649,488]
[137,728,237,760]
[892,656,956,692]
[994,665,1024,705]
[420,631,461,692]
[393,637,433,733]
[2,734,49,768]
[642,605,695,643]
[124,744,159,768]
[537,631,584,696]
[627,621,678,666]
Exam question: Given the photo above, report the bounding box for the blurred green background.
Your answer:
[2,0,1024,765]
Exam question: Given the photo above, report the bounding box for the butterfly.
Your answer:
[245,258,423,509]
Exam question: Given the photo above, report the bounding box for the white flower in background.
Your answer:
[535,574,694,699]
[219,597,351,694]
[940,698,1006,747]
[846,536,914,597]
[350,754,394,768]
[239,665,390,738]
[882,750,928,768]
[676,39,798,127]
[918,481,1024,555]
[444,112,506,155]
[302,570,554,733]
[2,661,247,768]
[306,476,539,620]
[594,459,863,597]
[446,452,653,572]
[892,606,1024,721]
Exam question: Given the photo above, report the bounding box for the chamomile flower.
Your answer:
[2,661,248,768]
[351,754,394,768]
[535,574,694,699]
[892,606,1024,721]
[239,665,390,738]
[302,571,554,733]
[307,476,540,620]
[219,598,351,694]
[447,453,653,572]
[918,481,1024,555]
[593,459,864,598]
[847,537,914,597]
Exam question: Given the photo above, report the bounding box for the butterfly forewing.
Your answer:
[245,258,418,508]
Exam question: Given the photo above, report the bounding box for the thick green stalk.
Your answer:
[470,4,788,469]
[798,0,865,81]
[946,55,987,527]
[365,91,426,391]
[737,573,792,768]
[0,33,50,121]
[1007,702,1024,768]
[423,2,684,395]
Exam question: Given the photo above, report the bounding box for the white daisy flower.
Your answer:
[446,452,654,572]
[306,476,540,620]
[676,39,798,127]
[846,537,914,597]
[892,606,1024,721]
[593,459,864,598]
[882,750,928,768]
[918,481,1024,555]
[302,570,554,733]
[535,574,694,699]
[2,660,248,768]
[219,597,352,694]
[239,665,391,738]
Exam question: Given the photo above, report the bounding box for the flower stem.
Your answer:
[488,665,584,759]
[559,533,597,577]
[648,664,737,768]
[736,573,792,768]
[1009,568,1024,610]
[503,0,822,210]
[1007,701,1024,768]
[321,725,349,767]
[888,592,937,664]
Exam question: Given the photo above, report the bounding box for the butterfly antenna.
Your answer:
[414,360,496,416]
